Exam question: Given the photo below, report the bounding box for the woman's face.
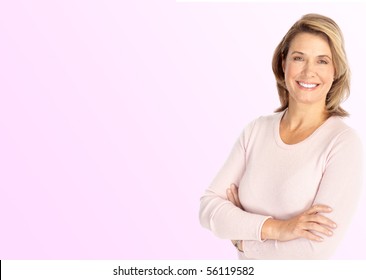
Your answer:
[282,32,335,109]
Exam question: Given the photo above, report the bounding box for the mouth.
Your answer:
[296,81,320,90]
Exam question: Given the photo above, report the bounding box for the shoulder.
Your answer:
[243,112,282,132]
[323,118,363,164]
[238,112,282,144]
[326,117,362,147]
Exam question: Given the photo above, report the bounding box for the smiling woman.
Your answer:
[199,14,363,259]
[280,33,335,145]
[273,14,350,117]
[284,33,334,107]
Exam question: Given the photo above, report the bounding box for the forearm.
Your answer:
[242,239,324,260]
[239,204,356,259]
[200,191,271,241]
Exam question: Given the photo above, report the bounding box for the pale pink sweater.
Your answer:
[199,111,363,259]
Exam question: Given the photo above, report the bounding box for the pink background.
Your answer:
[0,1,365,259]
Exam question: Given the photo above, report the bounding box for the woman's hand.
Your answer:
[226,183,337,243]
[262,205,337,242]
[226,184,243,209]
[226,184,244,251]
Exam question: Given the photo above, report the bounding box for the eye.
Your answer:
[293,56,303,61]
[319,59,329,65]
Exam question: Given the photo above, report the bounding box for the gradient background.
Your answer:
[0,1,365,259]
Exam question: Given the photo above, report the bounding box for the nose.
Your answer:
[303,61,317,77]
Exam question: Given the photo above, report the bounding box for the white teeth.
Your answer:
[299,82,317,88]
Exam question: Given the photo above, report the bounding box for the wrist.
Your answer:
[261,218,281,240]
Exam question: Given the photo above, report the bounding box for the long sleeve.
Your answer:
[241,129,363,259]
[199,120,272,241]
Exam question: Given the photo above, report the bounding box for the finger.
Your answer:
[303,222,333,237]
[300,229,324,242]
[306,204,333,215]
[230,240,244,251]
[226,189,236,205]
[230,184,238,196]
[308,214,337,229]
[230,184,241,207]
[237,240,243,251]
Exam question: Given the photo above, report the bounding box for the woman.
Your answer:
[199,13,363,259]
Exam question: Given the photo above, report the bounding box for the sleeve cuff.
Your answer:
[257,216,273,242]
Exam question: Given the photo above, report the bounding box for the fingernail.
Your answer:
[327,207,332,211]
[328,231,333,236]
[332,223,337,228]
[318,237,324,242]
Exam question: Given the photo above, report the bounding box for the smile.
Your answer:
[297,81,319,89]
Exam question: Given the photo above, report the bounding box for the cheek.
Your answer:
[319,65,335,82]
[320,71,335,84]
[284,63,301,78]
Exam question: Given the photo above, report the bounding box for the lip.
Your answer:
[296,81,320,90]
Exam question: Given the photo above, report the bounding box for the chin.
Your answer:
[290,93,327,106]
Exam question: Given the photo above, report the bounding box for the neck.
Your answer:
[282,104,329,132]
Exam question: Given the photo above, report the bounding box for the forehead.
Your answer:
[289,32,332,56]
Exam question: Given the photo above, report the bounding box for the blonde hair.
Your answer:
[272,13,350,117]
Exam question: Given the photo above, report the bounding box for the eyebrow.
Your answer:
[290,51,332,60]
